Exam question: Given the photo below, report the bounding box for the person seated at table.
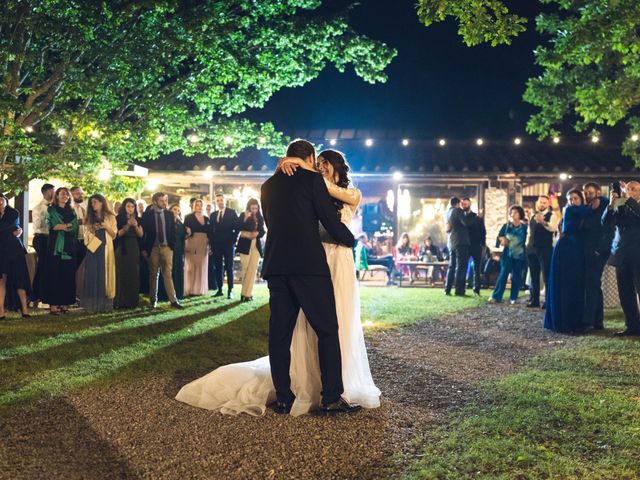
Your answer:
[419,236,441,261]
[360,233,395,286]
[417,236,443,285]
[396,232,418,282]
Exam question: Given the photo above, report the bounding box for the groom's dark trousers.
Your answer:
[261,167,355,406]
[267,275,342,404]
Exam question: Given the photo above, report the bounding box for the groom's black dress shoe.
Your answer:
[320,398,361,415]
[270,401,293,414]
[213,290,224,298]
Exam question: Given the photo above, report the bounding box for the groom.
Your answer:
[261,139,360,415]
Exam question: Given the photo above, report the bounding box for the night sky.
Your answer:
[248,0,545,139]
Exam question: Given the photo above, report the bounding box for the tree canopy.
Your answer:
[418,0,640,166]
[0,0,395,195]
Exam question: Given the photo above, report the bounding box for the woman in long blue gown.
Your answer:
[544,189,591,333]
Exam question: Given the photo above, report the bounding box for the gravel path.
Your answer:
[0,302,576,479]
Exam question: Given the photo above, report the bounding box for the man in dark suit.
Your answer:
[582,183,614,330]
[141,192,181,309]
[526,195,557,308]
[210,193,239,299]
[461,198,486,296]
[445,197,471,296]
[261,139,359,415]
[603,181,640,336]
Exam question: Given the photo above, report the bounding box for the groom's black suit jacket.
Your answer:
[260,169,355,278]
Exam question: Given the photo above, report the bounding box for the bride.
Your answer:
[175,149,381,416]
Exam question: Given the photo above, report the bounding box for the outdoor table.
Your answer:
[396,260,449,287]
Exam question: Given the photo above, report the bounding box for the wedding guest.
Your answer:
[0,193,31,318]
[418,236,443,285]
[237,198,265,302]
[367,235,396,285]
[582,183,614,330]
[136,199,147,218]
[183,199,210,296]
[210,193,239,299]
[31,183,54,305]
[489,205,528,305]
[80,194,117,312]
[114,198,143,308]
[43,187,78,314]
[445,196,471,296]
[158,203,188,301]
[396,233,416,259]
[70,186,87,268]
[354,233,369,278]
[141,192,182,308]
[544,189,591,333]
[462,198,486,296]
[526,195,557,308]
[419,236,441,260]
[206,201,218,292]
[602,181,640,336]
[113,201,122,215]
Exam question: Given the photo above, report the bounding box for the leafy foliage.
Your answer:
[417,0,640,166]
[524,0,640,165]
[0,0,395,196]
[417,0,527,46]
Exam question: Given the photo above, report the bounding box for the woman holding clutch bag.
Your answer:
[43,187,79,315]
[80,194,117,312]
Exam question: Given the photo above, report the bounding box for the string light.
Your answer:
[591,135,600,143]
[97,169,111,181]
[476,138,484,146]
[329,139,337,146]
[553,136,560,144]
[57,128,67,137]
[258,136,266,145]
[224,135,233,145]
[145,179,159,191]
[392,171,403,181]
[438,139,446,146]
[90,129,101,139]
[187,134,200,144]
[24,126,34,133]
[155,134,165,144]
[365,138,373,147]
[631,134,638,142]
[402,138,409,146]
[514,137,521,145]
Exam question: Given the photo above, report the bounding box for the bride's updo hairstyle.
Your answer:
[318,149,351,212]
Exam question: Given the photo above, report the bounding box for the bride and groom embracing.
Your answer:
[176,139,380,416]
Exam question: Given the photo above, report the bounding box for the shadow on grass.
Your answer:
[0,303,271,410]
[0,301,245,393]
[0,295,221,348]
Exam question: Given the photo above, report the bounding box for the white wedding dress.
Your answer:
[175,192,381,416]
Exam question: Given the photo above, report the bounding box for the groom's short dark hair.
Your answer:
[286,139,316,161]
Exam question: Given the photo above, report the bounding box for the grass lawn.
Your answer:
[409,310,640,479]
[0,285,483,410]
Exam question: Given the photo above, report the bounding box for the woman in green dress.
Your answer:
[114,198,144,308]
[159,203,187,300]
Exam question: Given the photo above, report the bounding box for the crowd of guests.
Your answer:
[0,184,266,319]
[479,181,639,336]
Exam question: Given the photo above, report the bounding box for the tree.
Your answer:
[418,0,640,166]
[1,0,395,196]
